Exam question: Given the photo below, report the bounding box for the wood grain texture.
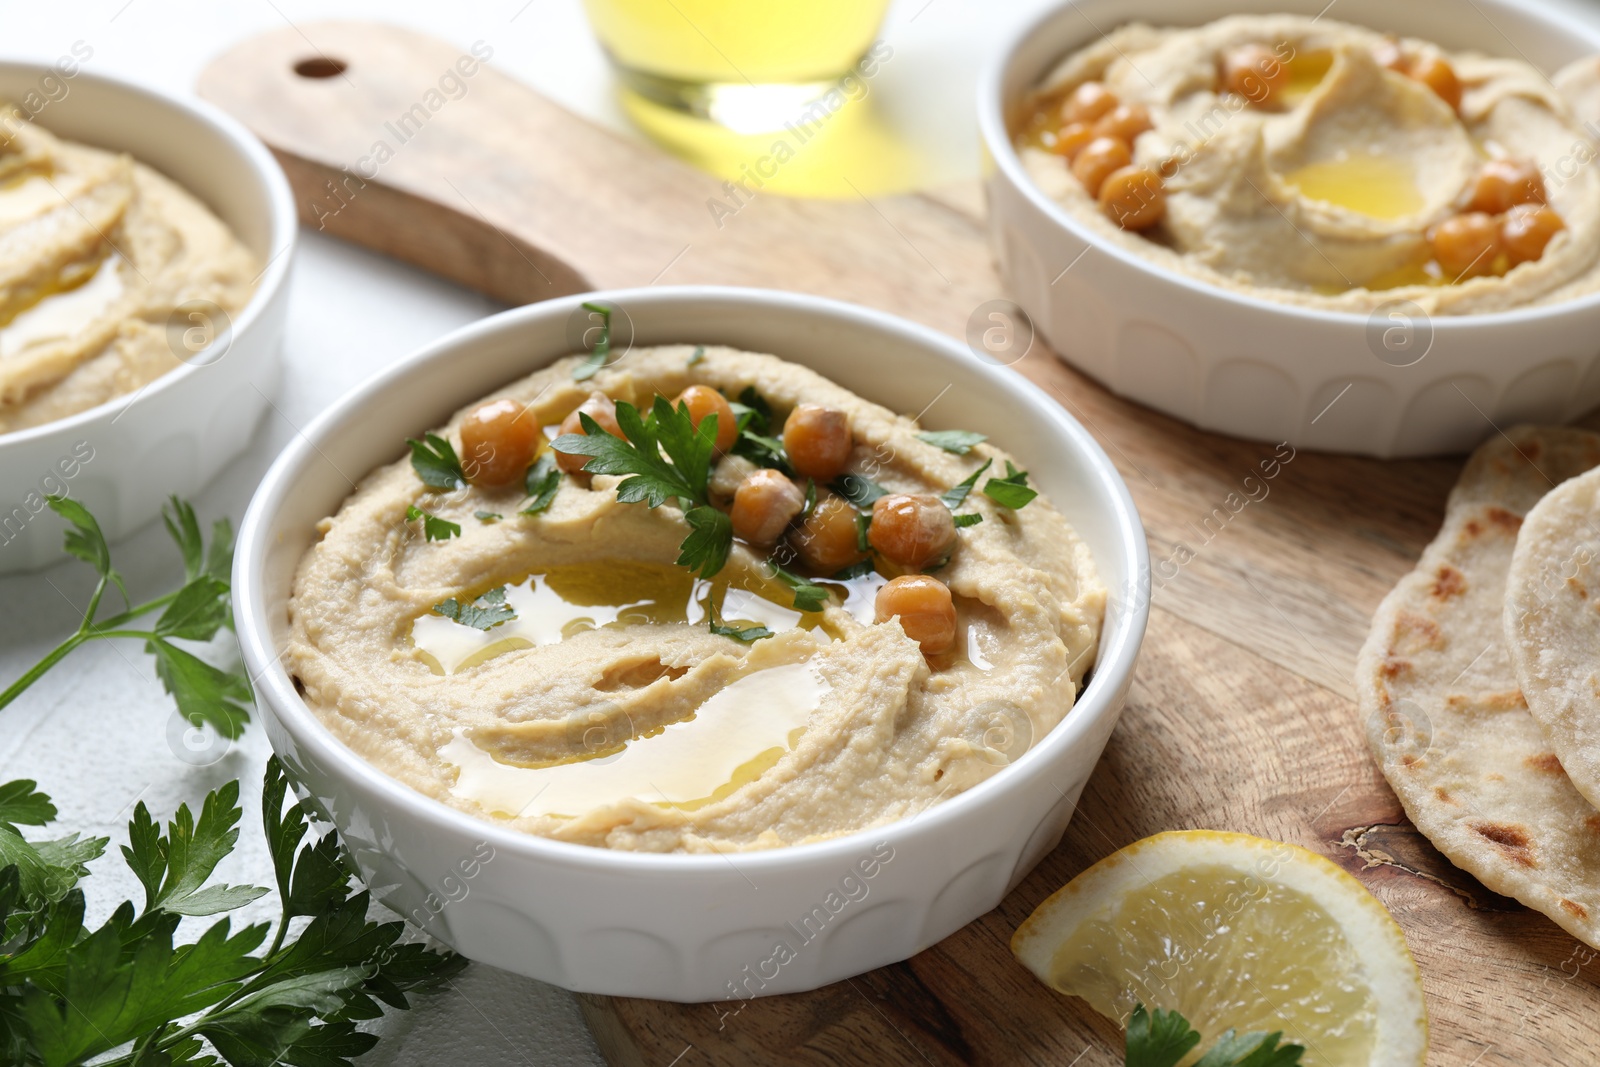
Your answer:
[198,23,1600,1064]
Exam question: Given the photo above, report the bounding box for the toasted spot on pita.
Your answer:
[1569,576,1589,598]
[1445,689,1526,711]
[1587,814,1600,835]
[1471,822,1537,867]
[1526,753,1565,774]
[1431,564,1467,600]
[1382,658,1411,680]
[1434,787,1455,804]
[1400,754,1421,768]
[1391,611,1444,654]
[1562,898,1589,919]
[1486,507,1524,534]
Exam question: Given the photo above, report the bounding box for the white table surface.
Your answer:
[7,0,1600,1063]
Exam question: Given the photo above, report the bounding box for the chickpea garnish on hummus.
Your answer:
[284,343,1103,852]
[1015,15,1600,314]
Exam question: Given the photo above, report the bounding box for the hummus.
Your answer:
[1018,15,1600,314]
[0,105,257,433]
[284,345,1104,853]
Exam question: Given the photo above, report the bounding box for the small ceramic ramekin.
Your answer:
[0,62,295,573]
[234,287,1149,1001]
[979,0,1600,458]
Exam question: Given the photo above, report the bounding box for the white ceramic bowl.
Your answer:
[234,287,1149,1001]
[980,0,1600,458]
[0,62,295,573]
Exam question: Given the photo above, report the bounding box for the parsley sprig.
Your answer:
[552,396,731,579]
[1125,1004,1304,1067]
[405,505,461,542]
[0,759,463,1066]
[432,586,516,631]
[0,497,249,739]
[983,460,1038,509]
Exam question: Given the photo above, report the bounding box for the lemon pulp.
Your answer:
[1047,865,1379,1067]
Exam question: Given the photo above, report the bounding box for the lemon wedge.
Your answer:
[1011,831,1427,1067]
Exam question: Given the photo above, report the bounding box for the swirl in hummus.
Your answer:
[284,345,1104,853]
[0,104,258,433]
[1016,15,1600,314]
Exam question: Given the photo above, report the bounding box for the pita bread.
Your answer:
[1357,426,1600,947]
[1506,463,1600,812]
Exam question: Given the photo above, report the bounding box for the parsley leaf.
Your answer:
[733,429,791,474]
[832,473,888,508]
[123,780,268,917]
[573,300,613,381]
[520,453,561,515]
[917,429,987,455]
[553,398,732,579]
[407,433,466,491]
[983,460,1038,509]
[2,760,463,1067]
[707,599,773,643]
[953,513,984,528]
[856,512,872,552]
[406,504,461,541]
[1126,1004,1200,1067]
[679,506,733,580]
[1124,1004,1304,1067]
[153,576,232,642]
[147,639,253,741]
[732,386,772,433]
[475,511,501,523]
[433,586,517,630]
[767,560,830,612]
[47,495,127,607]
[687,344,706,367]
[939,458,992,510]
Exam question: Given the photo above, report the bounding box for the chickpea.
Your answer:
[1430,212,1501,279]
[1050,121,1096,161]
[1372,37,1406,71]
[1098,165,1167,230]
[1404,53,1461,111]
[1061,81,1119,126]
[730,469,805,545]
[869,493,958,571]
[554,391,621,474]
[1091,103,1153,144]
[1466,159,1546,215]
[672,384,738,452]
[874,575,957,656]
[1501,203,1565,266]
[1071,136,1133,198]
[789,493,866,574]
[782,404,853,481]
[1219,43,1290,105]
[460,398,539,488]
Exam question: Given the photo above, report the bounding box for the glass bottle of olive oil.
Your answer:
[583,0,893,130]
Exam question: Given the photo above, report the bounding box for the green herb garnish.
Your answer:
[474,511,501,523]
[855,511,872,553]
[801,478,817,521]
[406,433,466,491]
[916,429,987,455]
[707,599,773,643]
[953,513,984,528]
[573,301,613,381]
[406,504,461,542]
[1124,1004,1304,1067]
[732,429,790,474]
[687,345,706,367]
[0,497,249,739]
[432,586,515,630]
[520,454,561,516]
[552,397,729,578]
[0,760,463,1066]
[832,559,875,581]
[767,560,829,613]
[939,458,992,511]
[982,460,1038,509]
[733,386,772,432]
[832,473,887,509]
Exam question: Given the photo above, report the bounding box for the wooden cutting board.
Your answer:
[198,23,1600,1065]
